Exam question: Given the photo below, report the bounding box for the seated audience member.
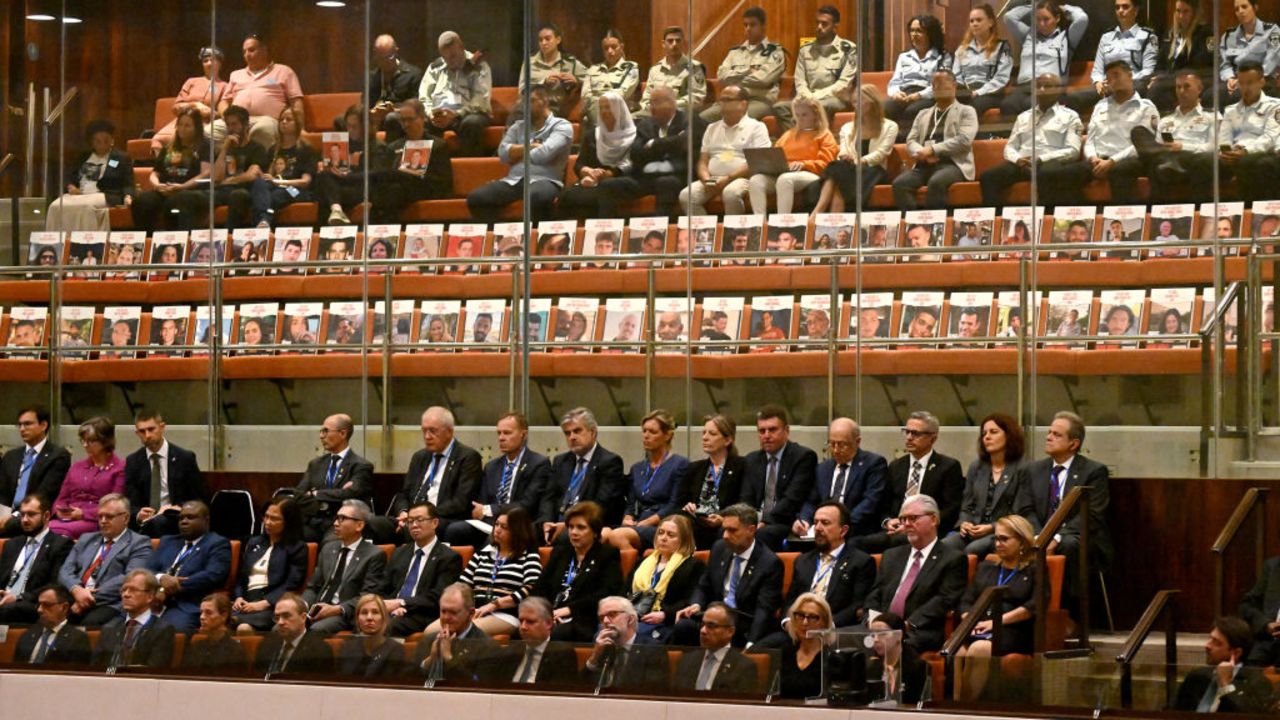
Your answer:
[625,514,704,642]
[419,31,492,157]
[415,583,498,680]
[673,601,758,692]
[517,22,586,120]
[892,69,978,210]
[455,412,551,547]
[637,26,706,116]
[58,493,152,626]
[1241,555,1280,666]
[863,494,967,652]
[809,85,898,214]
[367,34,423,142]
[1132,70,1218,201]
[45,119,134,233]
[218,34,304,150]
[183,593,247,672]
[538,408,627,540]
[1213,0,1280,108]
[1148,0,1213,112]
[368,98,454,225]
[382,502,462,636]
[748,95,838,214]
[252,592,334,675]
[681,84,770,215]
[382,406,482,544]
[884,15,953,137]
[490,596,581,685]
[673,503,782,647]
[467,86,573,223]
[1,405,71,537]
[775,6,857,129]
[581,596,670,691]
[979,74,1083,207]
[947,413,1034,554]
[293,413,374,542]
[775,592,833,699]
[232,498,308,632]
[862,410,964,553]
[605,410,689,552]
[1001,1,1089,116]
[210,105,268,230]
[91,569,176,669]
[600,85,704,218]
[15,584,91,665]
[301,500,387,634]
[558,91,637,221]
[795,418,887,539]
[447,506,542,637]
[131,108,212,232]
[868,611,927,704]
[146,500,231,632]
[1218,61,1280,203]
[680,415,747,550]
[49,418,125,541]
[314,105,380,225]
[151,46,227,153]
[702,6,786,122]
[953,5,1013,119]
[1063,0,1158,114]
[124,410,206,538]
[740,405,818,551]
[0,495,73,623]
[337,593,407,678]
[531,501,625,641]
[582,30,640,124]
[1173,616,1273,713]
[953,514,1040,701]
[249,106,317,229]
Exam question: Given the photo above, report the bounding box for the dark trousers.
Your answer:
[213,184,253,229]
[1001,83,1036,117]
[73,604,122,628]
[979,158,1079,206]
[368,171,434,225]
[959,90,1005,119]
[596,174,685,218]
[1233,153,1280,203]
[313,171,367,211]
[819,159,887,209]
[884,93,932,141]
[1048,157,1145,205]
[427,113,492,157]
[250,178,314,227]
[0,599,38,624]
[466,178,559,222]
[892,158,965,209]
[131,189,211,231]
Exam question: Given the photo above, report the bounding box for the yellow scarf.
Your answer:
[631,551,687,612]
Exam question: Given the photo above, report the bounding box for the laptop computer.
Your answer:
[744,147,790,176]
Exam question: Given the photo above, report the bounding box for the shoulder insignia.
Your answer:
[1271,32,1280,48]
[762,43,780,57]
[428,57,446,71]
[840,40,855,52]
[622,61,637,71]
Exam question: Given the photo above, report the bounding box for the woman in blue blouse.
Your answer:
[605,409,689,551]
[885,14,953,140]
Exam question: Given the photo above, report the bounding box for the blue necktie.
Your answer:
[725,555,743,608]
[15,448,36,502]
[399,548,424,600]
[566,457,587,502]
[416,454,443,502]
[325,455,340,488]
[497,459,517,503]
[1049,465,1065,514]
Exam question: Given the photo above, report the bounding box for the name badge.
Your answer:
[107,159,119,168]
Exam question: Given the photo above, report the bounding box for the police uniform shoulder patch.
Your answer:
[622,61,636,71]
[1271,32,1280,49]
[1273,107,1280,123]
[429,57,446,71]
[761,43,778,56]
[840,40,855,52]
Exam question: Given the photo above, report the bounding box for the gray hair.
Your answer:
[341,499,372,523]
[423,406,456,430]
[438,30,461,49]
[901,493,940,518]
[519,596,554,621]
[100,492,131,515]
[561,407,598,432]
[907,410,939,435]
[1053,410,1086,444]
[598,595,638,624]
[125,568,160,593]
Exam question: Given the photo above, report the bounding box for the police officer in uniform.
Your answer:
[638,26,707,117]
[979,74,1083,207]
[1213,0,1280,108]
[1131,69,1218,201]
[1064,0,1158,114]
[1219,60,1280,202]
[1002,2,1089,116]
[774,5,856,129]
[701,6,787,123]
[1147,0,1213,112]
[582,30,640,125]
[516,22,587,122]
[418,31,493,157]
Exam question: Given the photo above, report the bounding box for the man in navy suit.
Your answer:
[860,410,964,553]
[294,414,375,542]
[538,407,627,543]
[147,500,232,631]
[793,418,887,539]
[740,405,818,551]
[446,411,551,547]
[0,405,72,537]
[91,569,176,669]
[58,493,154,626]
[124,410,206,538]
[383,502,462,635]
[14,585,92,665]
[0,494,74,623]
[384,406,483,544]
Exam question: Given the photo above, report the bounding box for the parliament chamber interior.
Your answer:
[1,0,1280,717]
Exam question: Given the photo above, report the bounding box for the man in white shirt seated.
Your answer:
[1131,70,1219,202]
[679,84,770,215]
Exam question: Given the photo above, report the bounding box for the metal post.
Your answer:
[1247,254,1262,459]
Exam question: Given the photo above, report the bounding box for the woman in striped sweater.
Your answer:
[452,505,543,636]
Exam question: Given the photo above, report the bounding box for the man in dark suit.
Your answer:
[488,596,582,686]
[598,84,706,218]
[0,494,73,622]
[1241,555,1280,666]
[14,585,91,665]
[863,494,967,652]
[740,405,818,551]
[124,410,206,538]
[538,407,627,542]
[302,499,387,633]
[91,569,177,669]
[58,493,154,626]
[581,595,671,691]
[860,410,964,553]
[787,501,877,629]
[146,500,232,631]
[416,583,499,681]
[674,503,784,647]
[252,592,335,675]
[794,418,888,538]
[1173,616,1273,713]
[673,602,759,693]
[447,411,551,547]
[384,406,483,544]
[0,405,71,537]
[383,501,462,636]
[294,413,375,542]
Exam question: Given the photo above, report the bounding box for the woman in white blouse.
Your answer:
[808,86,899,216]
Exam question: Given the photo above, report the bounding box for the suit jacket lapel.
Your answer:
[907,546,942,602]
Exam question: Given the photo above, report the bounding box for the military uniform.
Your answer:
[582,58,640,121]
[418,51,493,157]
[517,51,588,118]
[774,35,857,129]
[638,55,707,115]
[701,39,787,122]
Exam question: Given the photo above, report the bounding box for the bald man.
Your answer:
[383,407,484,544]
[294,413,375,542]
[367,34,424,141]
[794,417,888,538]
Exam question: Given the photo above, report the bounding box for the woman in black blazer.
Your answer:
[532,501,625,642]
[947,413,1033,555]
[626,514,706,642]
[183,593,247,674]
[678,414,747,550]
[46,119,135,233]
[232,498,309,631]
[337,594,407,679]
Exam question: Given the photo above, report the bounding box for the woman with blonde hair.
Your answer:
[337,594,406,678]
[953,4,1013,117]
[747,94,838,214]
[809,85,898,216]
[606,409,689,551]
[625,514,704,642]
[249,105,317,229]
[778,592,833,699]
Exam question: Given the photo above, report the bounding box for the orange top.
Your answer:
[775,128,839,175]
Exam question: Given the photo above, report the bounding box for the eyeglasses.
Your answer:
[898,513,931,524]
[334,514,361,523]
[405,516,435,525]
[828,440,855,450]
[792,611,824,623]
[901,428,935,438]
[598,609,627,621]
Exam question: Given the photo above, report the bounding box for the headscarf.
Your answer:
[594,91,636,168]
